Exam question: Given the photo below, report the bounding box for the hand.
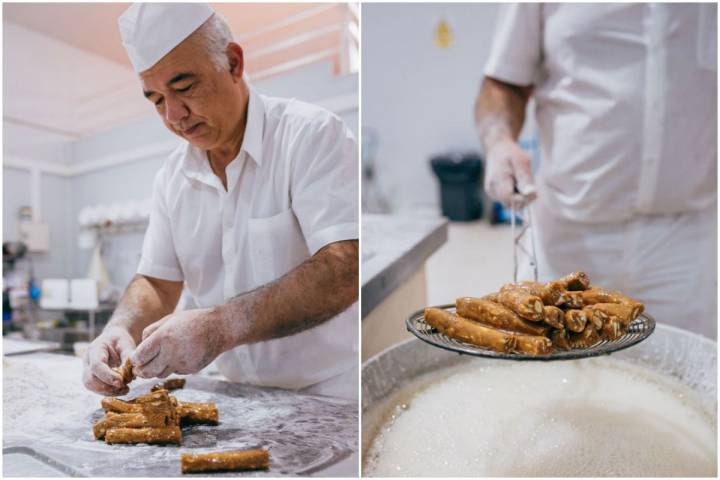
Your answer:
[131,308,228,379]
[83,326,136,396]
[484,139,536,206]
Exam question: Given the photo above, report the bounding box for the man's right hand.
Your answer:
[484,139,536,206]
[82,326,136,396]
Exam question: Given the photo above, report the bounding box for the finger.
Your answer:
[141,320,165,342]
[487,172,515,206]
[84,370,128,396]
[115,335,136,364]
[157,366,173,379]
[131,335,161,368]
[89,345,124,388]
[133,343,167,378]
[511,152,535,195]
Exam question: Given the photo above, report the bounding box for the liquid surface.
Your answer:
[364,358,717,477]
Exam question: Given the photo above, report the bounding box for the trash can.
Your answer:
[430,153,483,221]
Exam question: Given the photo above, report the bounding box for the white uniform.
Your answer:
[485,4,717,339]
[138,88,359,393]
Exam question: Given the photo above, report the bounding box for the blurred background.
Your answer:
[3,2,359,354]
[361,3,537,359]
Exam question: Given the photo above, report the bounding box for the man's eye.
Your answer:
[176,84,193,93]
[154,97,164,106]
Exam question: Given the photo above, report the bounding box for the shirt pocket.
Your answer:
[697,4,717,71]
[247,208,310,287]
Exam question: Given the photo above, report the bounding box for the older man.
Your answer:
[475,4,716,338]
[83,3,358,397]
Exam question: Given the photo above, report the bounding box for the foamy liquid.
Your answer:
[364,358,717,477]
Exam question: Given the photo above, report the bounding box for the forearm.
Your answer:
[215,239,358,349]
[106,274,182,343]
[474,77,532,152]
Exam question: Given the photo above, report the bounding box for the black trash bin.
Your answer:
[430,153,483,221]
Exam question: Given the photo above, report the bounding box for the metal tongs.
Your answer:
[509,187,537,283]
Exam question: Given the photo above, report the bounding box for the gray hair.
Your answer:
[194,13,234,71]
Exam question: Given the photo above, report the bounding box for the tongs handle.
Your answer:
[510,187,538,283]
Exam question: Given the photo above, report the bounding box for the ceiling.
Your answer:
[3,3,350,145]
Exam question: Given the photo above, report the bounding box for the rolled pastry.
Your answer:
[549,328,571,351]
[104,426,181,445]
[180,449,270,474]
[152,378,186,392]
[562,291,584,309]
[564,309,588,333]
[559,271,591,291]
[542,305,564,329]
[112,358,135,386]
[425,308,552,355]
[569,323,601,349]
[93,411,171,440]
[455,297,548,335]
[600,317,625,340]
[495,288,545,322]
[582,305,608,331]
[503,281,567,306]
[589,302,637,326]
[580,288,644,318]
[178,402,219,425]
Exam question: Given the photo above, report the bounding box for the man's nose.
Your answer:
[164,95,189,125]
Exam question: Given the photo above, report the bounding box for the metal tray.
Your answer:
[407,304,655,361]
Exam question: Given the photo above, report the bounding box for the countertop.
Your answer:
[361,214,448,317]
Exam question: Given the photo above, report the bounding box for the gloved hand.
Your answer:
[83,325,136,396]
[484,139,536,206]
[131,308,228,379]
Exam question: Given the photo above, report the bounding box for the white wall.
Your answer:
[362,3,533,212]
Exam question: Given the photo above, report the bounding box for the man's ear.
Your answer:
[227,43,244,81]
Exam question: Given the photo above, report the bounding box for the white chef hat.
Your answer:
[118,3,215,73]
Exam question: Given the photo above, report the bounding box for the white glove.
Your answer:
[131,308,228,379]
[82,326,136,396]
[484,139,536,206]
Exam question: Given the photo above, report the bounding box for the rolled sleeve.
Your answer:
[291,113,359,255]
[484,3,543,86]
[137,169,184,281]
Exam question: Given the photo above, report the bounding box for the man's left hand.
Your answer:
[131,308,228,378]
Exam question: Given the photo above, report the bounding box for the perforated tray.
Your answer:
[406,304,655,361]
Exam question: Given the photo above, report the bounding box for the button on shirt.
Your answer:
[485,4,717,223]
[137,88,358,389]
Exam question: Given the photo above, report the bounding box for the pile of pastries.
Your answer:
[424,271,644,355]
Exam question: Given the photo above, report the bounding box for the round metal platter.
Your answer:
[406,304,656,361]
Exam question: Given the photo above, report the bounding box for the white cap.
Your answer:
[118,3,215,73]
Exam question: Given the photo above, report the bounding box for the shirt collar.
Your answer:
[180,86,265,187]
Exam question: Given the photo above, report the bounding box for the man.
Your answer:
[83,3,358,398]
[475,4,717,338]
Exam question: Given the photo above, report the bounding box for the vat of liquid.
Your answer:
[362,323,716,477]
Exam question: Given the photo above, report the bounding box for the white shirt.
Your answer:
[137,88,358,389]
[485,4,717,223]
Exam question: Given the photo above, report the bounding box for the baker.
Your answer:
[83,3,358,398]
[475,4,716,338]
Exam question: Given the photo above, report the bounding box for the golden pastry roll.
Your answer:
[580,288,644,318]
[600,317,625,340]
[582,305,608,331]
[549,328,571,351]
[569,323,601,349]
[559,271,591,291]
[112,358,135,386]
[151,378,186,392]
[503,281,566,306]
[481,292,500,302]
[564,309,588,333]
[455,297,549,335]
[424,308,551,355]
[104,426,181,445]
[589,302,637,326]
[562,291,584,309]
[93,411,171,440]
[495,288,545,322]
[177,402,219,425]
[101,397,141,414]
[180,449,270,474]
[133,389,172,404]
[542,306,564,329]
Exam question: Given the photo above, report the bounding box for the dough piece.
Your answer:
[178,402,219,425]
[151,378,186,392]
[569,323,601,349]
[542,305,564,329]
[495,288,545,322]
[589,302,637,326]
[424,308,552,355]
[105,426,181,445]
[582,305,608,331]
[600,317,625,340]
[564,309,588,333]
[562,291,584,309]
[549,328,571,351]
[101,390,178,426]
[93,411,171,440]
[503,281,567,306]
[101,397,141,414]
[455,297,548,335]
[559,271,591,291]
[112,358,135,386]
[180,449,270,474]
[580,288,644,318]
